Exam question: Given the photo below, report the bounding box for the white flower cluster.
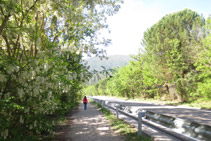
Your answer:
[0,73,7,82]
[0,53,78,138]
[1,129,8,139]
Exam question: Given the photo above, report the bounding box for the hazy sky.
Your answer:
[103,0,211,56]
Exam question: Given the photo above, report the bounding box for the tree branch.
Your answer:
[19,50,24,62]
[22,39,28,61]
[13,35,20,57]
[0,6,4,15]
[52,34,59,43]
[30,43,33,57]
[16,42,21,58]
[34,13,38,56]
[41,13,45,32]
[0,13,11,35]
[20,0,39,27]
[24,0,39,17]
[2,34,11,56]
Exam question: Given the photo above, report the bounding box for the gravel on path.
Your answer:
[64,102,124,141]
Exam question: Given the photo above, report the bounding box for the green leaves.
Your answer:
[142,9,205,101]
[197,79,211,99]
[87,9,211,102]
[85,57,161,99]
[193,18,211,100]
[0,0,122,140]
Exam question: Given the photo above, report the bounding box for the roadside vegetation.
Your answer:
[0,0,122,140]
[91,100,151,141]
[84,9,211,109]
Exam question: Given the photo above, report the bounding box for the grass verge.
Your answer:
[91,100,152,141]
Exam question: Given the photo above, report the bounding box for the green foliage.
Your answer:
[83,85,96,96]
[84,57,161,99]
[106,61,145,98]
[142,9,205,101]
[84,77,111,96]
[197,80,211,99]
[194,18,211,99]
[0,0,122,140]
[86,9,211,104]
[0,50,85,140]
[85,55,131,84]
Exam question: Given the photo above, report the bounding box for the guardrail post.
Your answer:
[138,111,146,136]
[115,104,120,119]
[105,101,108,106]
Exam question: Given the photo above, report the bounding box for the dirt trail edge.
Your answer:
[55,102,124,141]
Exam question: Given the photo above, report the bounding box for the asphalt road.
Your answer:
[92,96,211,126]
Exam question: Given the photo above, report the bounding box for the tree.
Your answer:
[142,9,205,101]
[0,0,122,139]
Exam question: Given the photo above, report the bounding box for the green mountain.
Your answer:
[85,55,132,71]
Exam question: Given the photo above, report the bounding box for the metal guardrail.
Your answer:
[92,98,200,141]
[145,111,211,140]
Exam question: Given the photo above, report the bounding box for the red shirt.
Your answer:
[83,98,88,103]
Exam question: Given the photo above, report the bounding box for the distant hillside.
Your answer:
[85,55,132,71]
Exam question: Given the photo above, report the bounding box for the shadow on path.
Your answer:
[55,103,124,141]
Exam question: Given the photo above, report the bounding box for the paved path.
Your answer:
[65,102,124,141]
[93,96,211,126]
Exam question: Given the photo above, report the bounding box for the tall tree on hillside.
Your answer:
[142,9,205,101]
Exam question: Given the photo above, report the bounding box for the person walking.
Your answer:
[83,96,88,110]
